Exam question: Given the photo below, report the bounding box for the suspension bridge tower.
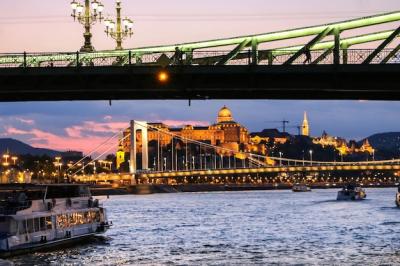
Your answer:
[129,121,149,182]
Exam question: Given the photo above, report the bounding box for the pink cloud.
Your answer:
[65,121,128,138]
[1,120,207,155]
[103,115,112,121]
[4,127,29,135]
[15,117,35,125]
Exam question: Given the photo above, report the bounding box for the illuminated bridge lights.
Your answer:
[157,70,169,83]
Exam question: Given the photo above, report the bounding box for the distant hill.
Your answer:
[0,138,63,157]
[360,132,400,156]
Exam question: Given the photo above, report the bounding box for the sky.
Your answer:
[0,1,400,155]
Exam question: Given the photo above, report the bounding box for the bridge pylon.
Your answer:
[129,120,149,183]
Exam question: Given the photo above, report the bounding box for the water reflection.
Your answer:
[9,188,400,265]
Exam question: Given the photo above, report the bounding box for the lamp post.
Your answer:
[279,152,283,166]
[309,150,313,165]
[71,0,104,52]
[104,1,133,50]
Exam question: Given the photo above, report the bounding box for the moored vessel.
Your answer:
[337,184,366,201]
[0,184,111,258]
[395,185,400,207]
[292,183,311,192]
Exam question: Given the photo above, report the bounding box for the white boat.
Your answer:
[395,186,400,207]
[396,193,400,207]
[337,184,366,201]
[292,183,311,192]
[0,184,111,258]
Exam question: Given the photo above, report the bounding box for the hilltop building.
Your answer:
[313,131,375,155]
[118,106,266,168]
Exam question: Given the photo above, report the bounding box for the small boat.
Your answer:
[337,184,366,201]
[0,184,111,258]
[395,186,400,207]
[292,183,311,192]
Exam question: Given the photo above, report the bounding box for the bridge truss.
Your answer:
[1,11,400,67]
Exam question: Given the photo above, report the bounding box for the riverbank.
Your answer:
[90,182,398,195]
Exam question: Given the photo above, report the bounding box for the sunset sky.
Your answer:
[0,1,399,155]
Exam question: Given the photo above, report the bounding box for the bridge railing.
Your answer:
[0,49,399,68]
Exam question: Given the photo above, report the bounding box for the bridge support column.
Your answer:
[333,27,341,65]
[129,120,149,183]
[251,38,258,65]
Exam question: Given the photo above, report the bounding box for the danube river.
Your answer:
[9,188,400,265]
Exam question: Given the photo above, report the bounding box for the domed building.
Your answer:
[118,106,256,169]
[217,106,233,123]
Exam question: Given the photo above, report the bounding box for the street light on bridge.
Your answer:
[309,150,313,165]
[70,0,104,52]
[104,1,133,50]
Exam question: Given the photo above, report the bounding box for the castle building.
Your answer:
[119,106,259,160]
[301,111,310,136]
[313,131,375,156]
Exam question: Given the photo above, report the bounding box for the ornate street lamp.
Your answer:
[104,1,133,50]
[70,0,104,52]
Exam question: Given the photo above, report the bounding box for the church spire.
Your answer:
[302,111,310,136]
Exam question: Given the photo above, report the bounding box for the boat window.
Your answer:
[9,219,17,235]
[40,217,46,231]
[34,217,40,232]
[56,211,100,228]
[56,214,68,229]
[46,216,52,230]
[27,219,34,233]
[18,220,26,234]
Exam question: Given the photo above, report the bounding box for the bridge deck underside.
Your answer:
[1,64,400,101]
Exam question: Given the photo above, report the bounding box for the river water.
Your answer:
[8,188,400,265]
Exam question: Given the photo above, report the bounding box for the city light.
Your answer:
[157,71,169,83]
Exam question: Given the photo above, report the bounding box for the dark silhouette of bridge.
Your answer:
[1,11,400,101]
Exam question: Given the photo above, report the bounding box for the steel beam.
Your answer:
[381,43,400,63]
[126,11,400,52]
[1,11,400,66]
[311,49,333,64]
[216,38,252,65]
[283,27,333,65]
[363,26,400,64]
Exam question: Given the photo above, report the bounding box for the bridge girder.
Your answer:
[1,11,400,67]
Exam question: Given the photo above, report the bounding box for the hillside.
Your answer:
[0,138,62,157]
[360,132,400,157]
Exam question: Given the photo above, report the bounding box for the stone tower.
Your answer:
[116,141,125,170]
[302,111,310,136]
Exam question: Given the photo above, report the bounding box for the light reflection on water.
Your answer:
[9,188,400,265]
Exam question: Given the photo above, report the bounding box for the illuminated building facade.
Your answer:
[313,131,375,155]
[119,106,261,160]
[116,142,125,169]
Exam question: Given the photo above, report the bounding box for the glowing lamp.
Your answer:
[91,1,99,10]
[71,1,78,10]
[157,71,169,83]
[76,4,84,14]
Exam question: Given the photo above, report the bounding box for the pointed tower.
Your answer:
[301,111,310,136]
[116,140,125,170]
